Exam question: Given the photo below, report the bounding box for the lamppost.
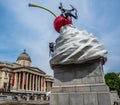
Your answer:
[8,72,12,92]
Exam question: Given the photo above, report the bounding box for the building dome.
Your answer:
[17,49,31,62]
[16,49,31,66]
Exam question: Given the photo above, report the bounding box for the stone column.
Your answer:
[32,75,35,91]
[41,77,45,92]
[16,73,18,90]
[18,72,21,90]
[26,73,28,91]
[35,75,38,91]
[22,72,25,90]
[41,76,43,91]
[29,74,31,91]
[1,72,4,88]
[13,72,17,90]
[0,71,3,87]
[30,74,33,90]
[38,76,40,91]
[24,72,26,90]
[39,76,41,91]
[17,72,19,89]
[20,72,22,90]
[44,77,46,92]
[27,73,29,90]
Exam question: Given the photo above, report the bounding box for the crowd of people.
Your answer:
[12,94,49,101]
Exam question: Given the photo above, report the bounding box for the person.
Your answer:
[59,2,78,19]
[113,101,118,105]
[14,95,18,101]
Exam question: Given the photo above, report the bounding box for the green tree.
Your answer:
[105,72,120,97]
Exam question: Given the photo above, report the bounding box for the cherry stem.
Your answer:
[29,3,57,18]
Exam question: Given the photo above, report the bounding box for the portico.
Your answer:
[12,72,45,92]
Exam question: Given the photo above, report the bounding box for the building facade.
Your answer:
[0,50,53,94]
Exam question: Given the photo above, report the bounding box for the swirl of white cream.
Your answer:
[50,25,107,67]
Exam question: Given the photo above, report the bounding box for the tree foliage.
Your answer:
[105,72,120,96]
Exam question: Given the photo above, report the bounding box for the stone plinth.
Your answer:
[50,59,112,105]
[53,60,105,86]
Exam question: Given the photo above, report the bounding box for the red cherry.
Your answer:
[54,16,72,33]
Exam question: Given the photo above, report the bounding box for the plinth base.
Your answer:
[50,60,112,105]
[50,92,111,105]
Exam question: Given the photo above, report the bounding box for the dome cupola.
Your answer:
[16,49,31,66]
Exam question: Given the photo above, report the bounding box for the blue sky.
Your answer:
[0,0,120,75]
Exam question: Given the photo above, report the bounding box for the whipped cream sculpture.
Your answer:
[50,25,107,67]
[29,3,107,68]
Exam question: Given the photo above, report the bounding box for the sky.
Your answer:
[0,0,120,75]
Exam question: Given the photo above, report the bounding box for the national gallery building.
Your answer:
[0,50,53,94]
